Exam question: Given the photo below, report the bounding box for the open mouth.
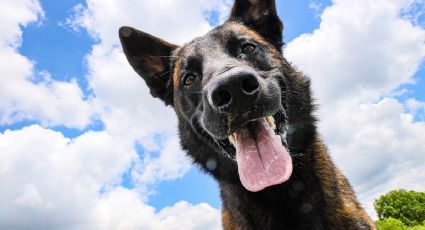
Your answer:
[227,116,293,192]
[191,112,293,192]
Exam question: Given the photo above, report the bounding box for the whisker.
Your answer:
[157,70,173,81]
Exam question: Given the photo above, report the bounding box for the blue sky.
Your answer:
[20,0,91,87]
[1,0,425,229]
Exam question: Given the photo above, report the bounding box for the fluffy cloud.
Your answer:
[287,0,425,105]
[286,0,425,217]
[132,135,191,187]
[0,0,43,48]
[0,0,93,128]
[0,126,219,230]
[93,189,221,230]
[65,0,231,46]
[324,99,425,212]
[0,125,130,229]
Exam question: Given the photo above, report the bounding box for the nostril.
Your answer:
[241,77,259,94]
[212,89,232,107]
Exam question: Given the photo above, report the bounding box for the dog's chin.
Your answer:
[190,112,236,159]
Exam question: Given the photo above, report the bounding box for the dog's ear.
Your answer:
[227,0,283,50]
[119,26,178,105]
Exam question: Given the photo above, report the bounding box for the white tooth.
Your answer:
[266,116,276,130]
[228,134,236,146]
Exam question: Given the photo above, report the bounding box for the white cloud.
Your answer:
[287,0,425,105]
[156,201,221,230]
[0,0,93,129]
[308,1,323,17]
[286,0,425,218]
[0,0,44,48]
[0,50,94,128]
[0,126,220,230]
[406,98,425,115]
[93,189,221,230]
[132,135,191,187]
[84,44,179,141]
[323,98,425,215]
[401,0,425,28]
[66,0,231,46]
[82,46,192,190]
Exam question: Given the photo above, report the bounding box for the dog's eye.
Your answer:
[183,74,196,86]
[241,43,256,54]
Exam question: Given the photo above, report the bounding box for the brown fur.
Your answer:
[222,209,242,230]
[313,138,376,230]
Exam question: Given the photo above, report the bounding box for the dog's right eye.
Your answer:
[183,74,196,86]
[241,43,256,54]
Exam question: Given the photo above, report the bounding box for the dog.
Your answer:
[119,0,375,229]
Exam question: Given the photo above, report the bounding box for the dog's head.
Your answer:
[119,0,315,192]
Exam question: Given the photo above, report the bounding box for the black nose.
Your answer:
[209,68,260,112]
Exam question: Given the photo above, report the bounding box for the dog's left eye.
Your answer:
[183,74,196,86]
[241,43,256,54]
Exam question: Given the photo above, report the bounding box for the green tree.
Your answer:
[376,217,408,230]
[410,225,425,230]
[374,189,425,227]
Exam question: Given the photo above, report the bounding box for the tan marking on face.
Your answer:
[226,22,269,46]
[239,25,282,63]
[173,59,182,90]
[172,59,183,115]
[172,47,186,90]
[268,44,284,62]
[225,22,284,65]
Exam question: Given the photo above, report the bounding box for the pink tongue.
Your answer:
[234,118,293,192]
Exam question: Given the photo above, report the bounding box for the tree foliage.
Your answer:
[410,225,425,230]
[376,217,408,230]
[374,189,425,227]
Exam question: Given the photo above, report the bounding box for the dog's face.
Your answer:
[173,22,284,140]
[120,0,315,192]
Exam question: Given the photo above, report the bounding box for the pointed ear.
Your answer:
[119,26,178,105]
[227,0,283,50]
